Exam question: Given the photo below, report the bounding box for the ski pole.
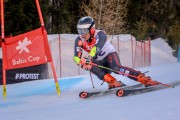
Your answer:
[90,62,174,88]
[89,72,95,88]
[90,62,138,79]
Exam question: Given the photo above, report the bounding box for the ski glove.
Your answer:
[79,56,92,71]
[73,56,92,70]
[82,56,92,64]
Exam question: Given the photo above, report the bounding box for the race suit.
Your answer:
[74,30,140,80]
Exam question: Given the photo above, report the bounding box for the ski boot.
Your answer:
[137,73,160,87]
[104,73,125,89]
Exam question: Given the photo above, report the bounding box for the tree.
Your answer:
[48,0,82,34]
[127,0,180,56]
[80,0,128,35]
[4,0,49,36]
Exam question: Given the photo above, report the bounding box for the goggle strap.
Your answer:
[89,21,94,30]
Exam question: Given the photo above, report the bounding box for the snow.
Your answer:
[0,34,180,120]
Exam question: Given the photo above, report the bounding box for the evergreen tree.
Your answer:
[4,0,49,36]
[48,0,82,34]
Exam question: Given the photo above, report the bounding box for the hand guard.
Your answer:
[79,56,92,71]
[84,56,92,64]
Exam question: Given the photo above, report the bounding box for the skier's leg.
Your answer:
[90,60,123,89]
[106,52,159,86]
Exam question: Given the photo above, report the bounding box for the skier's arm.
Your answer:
[89,31,107,58]
[73,37,83,64]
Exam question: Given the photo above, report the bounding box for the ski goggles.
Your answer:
[77,28,89,35]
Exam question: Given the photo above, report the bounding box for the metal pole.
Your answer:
[58,34,62,77]
[89,72,95,88]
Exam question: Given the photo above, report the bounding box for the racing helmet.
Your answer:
[77,16,95,35]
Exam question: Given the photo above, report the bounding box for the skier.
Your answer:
[73,16,159,89]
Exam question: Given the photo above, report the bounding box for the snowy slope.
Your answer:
[151,38,177,65]
[0,36,180,120]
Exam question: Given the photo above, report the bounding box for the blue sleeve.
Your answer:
[95,31,107,54]
[74,36,83,58]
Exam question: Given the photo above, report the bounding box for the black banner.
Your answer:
[0,59,49,85]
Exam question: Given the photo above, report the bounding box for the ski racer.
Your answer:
[73,16,159,89]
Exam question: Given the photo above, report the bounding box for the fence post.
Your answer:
[58,34,62,77]
[178,45,180,63]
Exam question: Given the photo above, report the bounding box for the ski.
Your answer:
[79,84,143,99]
[116,84,173,97]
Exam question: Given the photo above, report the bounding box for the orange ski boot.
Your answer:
[103,73,124,89]
[137,73,160,87]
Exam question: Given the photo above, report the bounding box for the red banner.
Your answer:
[2,27,52,70]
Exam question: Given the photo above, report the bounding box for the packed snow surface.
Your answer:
[0,35,180,120]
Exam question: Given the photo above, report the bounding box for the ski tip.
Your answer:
[159,83,175,88]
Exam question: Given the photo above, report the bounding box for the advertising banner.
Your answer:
[2,27,52,70]
[0,59,49,85]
